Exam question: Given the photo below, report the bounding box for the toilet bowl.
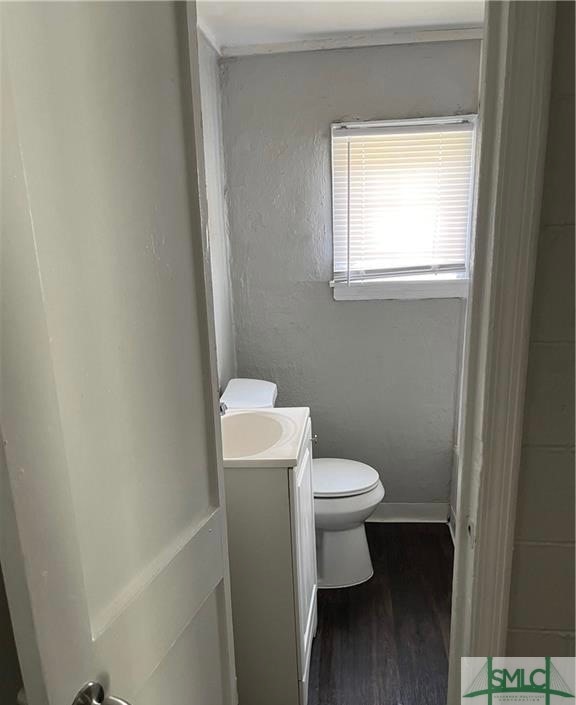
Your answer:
[313,458,385,589]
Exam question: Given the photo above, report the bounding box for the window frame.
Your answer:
[330,114,478,301]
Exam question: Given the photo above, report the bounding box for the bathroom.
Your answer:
[3,2,572,705]
[195,2,482,704]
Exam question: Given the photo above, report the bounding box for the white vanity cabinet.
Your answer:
[223,412,317,705]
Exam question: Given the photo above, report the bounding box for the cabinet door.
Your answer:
[290,425,317,683]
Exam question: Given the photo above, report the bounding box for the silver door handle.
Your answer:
[72,682,131,705]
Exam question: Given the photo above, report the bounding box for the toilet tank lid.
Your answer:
[220,378,278,409]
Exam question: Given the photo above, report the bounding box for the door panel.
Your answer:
[92,511,224,691]
[137,586,231,705]
[1,3,236,704]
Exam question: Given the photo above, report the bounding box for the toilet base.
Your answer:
[316,524,374,589]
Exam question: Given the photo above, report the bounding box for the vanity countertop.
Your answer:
[221,407,310,468]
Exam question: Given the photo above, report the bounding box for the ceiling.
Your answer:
[197,1,485,54]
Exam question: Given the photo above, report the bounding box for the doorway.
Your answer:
[0,3,558,705]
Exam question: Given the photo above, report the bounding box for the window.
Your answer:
[330,116,476,300]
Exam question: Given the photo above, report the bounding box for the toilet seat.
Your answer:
[313,458,380,498]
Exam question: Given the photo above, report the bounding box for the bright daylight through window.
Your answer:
[331,116,476,300]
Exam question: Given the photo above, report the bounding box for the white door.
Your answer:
[0,3,236,705]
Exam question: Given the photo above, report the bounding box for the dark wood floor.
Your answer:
[308,523,454,705]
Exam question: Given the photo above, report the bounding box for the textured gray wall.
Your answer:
[220,40,480,503]
[197,32,236,387]
[507,2,575,656]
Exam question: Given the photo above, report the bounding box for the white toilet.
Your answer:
[220,378,385,589]
[313,458,384,588]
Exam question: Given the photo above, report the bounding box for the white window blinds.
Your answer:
[331,117,476,284]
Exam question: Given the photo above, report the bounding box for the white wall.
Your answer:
[220,40,480,504]
[197,32,236,388]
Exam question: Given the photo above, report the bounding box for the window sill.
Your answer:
[331,275,469,301]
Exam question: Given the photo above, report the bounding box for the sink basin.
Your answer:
[220,408,310,468]
[222,412,284,458]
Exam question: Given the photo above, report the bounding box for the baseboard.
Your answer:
[368,502,450,523]
[448,506,456,545]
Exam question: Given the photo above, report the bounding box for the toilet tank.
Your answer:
[220,378,278,410]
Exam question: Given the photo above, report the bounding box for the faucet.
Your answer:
[219,401,228,416]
